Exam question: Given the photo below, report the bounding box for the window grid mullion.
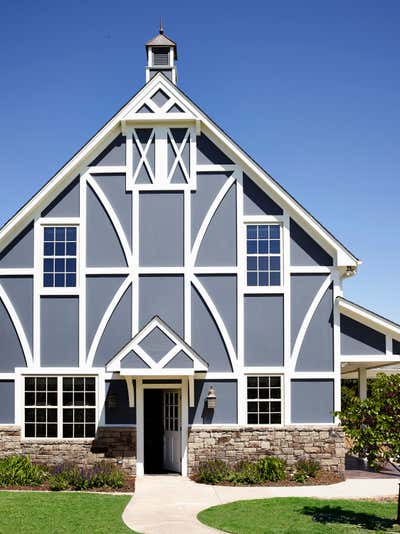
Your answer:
[57,376,62,439]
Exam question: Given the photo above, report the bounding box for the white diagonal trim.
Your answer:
[191,176,235,264]
[132,128,155,183]
[191,275,238,372]
[292,275,332,370]
[130,344,156,369]
[156,345,181,369]
[86,277,131,367]
[87,177,132,267]
[0,284,33,367]
[167,128,190,183]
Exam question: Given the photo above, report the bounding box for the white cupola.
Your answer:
[145,20,178,84]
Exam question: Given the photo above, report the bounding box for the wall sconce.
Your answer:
[106,393,118,409]
[206,386,216,409]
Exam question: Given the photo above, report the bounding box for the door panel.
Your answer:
[163,390,181,473]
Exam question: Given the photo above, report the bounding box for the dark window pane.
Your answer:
[247,225,257,239]
[258,225,268,239]
[270,240,280,254]
[48,424,58,438]
[259,401,269,413]
[75,378,84,391]
[248,413,258,424]
[25,392,35,406]
[66,274,76,287]
[66,227,76,241]
[63,378,73,391]
[85,392,95,406]
[258,240,268,254]
[55,258,65,273]
[44,242,54,255]
[25,377,35,390]
[270,377,281,387]
[66,242,76,255]
[247,272,257,286]
[36,392,46,406]
[37,378,46,391]
[43,258,54,272]
[63,409,73,422]
[55,227,65,241]
[48,377,57,391]
[259,388,270,399]
[85,378,95,391]
[47,409,57,423]
[247,377,257,387]
[270,388,281,399]
[75,409,84,422]
[86,409,95,423]
[270,256,280,271]
[271,402,281,413]
[43,274,54,287]
[270,272,280,286]
[74,392,84,406]
[259,272,268,286]
[85,424,96,438]
[247,401,258,413]
[36,409,46,422]
[259,413,270,424]
[63,392,73,406]
[55,274,65,287]
[258,256,268,271]
[247,240,257,254]
[247,256,257,271]
[47,392,57,406]
[269,225,280,239]
[55,242,65,256]
[36,424,46,437]
[270,413,281,424]
[259,376,269,387]
[44,227,54,241]
[247,388,257,399]
[74,424,84,438]
[63,424,73,438]
[25,408,35,422]
[66,259,76,273]
[25,424,35,437]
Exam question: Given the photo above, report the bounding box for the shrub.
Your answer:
[0,455,48,487]
[229,461,263,485]
[293,471,308,483]
[256,456,287,482]
[295,459,320,479]
[195,460,230,484]
[48,462,125,491]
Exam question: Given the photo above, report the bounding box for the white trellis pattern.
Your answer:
[132,128,156,184]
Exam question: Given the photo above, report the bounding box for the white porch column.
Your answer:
[358,367,367,400]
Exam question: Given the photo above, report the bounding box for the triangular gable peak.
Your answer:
[0,72,359,268]
[106,316,208,375]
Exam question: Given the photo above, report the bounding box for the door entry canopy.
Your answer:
[106,316,208,376]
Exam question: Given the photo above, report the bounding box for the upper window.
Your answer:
[246,224,281,287]
[43,226,77,288]
[247,376,282,425]
[153,47,169,66]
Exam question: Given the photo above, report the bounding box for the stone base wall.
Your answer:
[0,426,136,475]
[188,426,345,477]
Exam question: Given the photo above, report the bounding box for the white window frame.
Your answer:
[22,374,98,441]
[37,218,80,296]
[246,374,284,426]
[243,217,285,293]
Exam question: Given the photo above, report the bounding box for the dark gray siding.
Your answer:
[291,379,334,423]
[94,284,132,367]
[196,182,236,266]
[0,276,33,352]
[340,314,386,355]
[41,177,80,218]
[191,285,232,372]
[296,284,334,372]
[244,295,284,366]
[290,219,333,266]
[93,174,132,246]
[139,192,183,266]
[90,134,126,166]
[41,297,79,367]
[104,380,136,424]
[243,174,283,216]
[0,381,14,424]
[87,185,127,267]
[196,134,233,165]
[0,298,26,371]
[139,275,184,336]
[189,379,237,424]
[139,327,176,362]
[86,276,126,354]
[0,223,34,268]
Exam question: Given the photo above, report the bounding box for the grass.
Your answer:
[0,492,135,533]
[198,497,400,533]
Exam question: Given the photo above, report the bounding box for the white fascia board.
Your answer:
[337,297,400,339]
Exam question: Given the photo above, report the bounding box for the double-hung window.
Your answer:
[246,224,281,287]
[43,226,78,288]
[247,376,282,424]
[24,376,96,439]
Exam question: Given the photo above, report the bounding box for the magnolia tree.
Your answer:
[337,373,400,472]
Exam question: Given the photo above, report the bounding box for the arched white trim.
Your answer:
[292,275,332,370]
[87,177,132,267]
[86,277,132,367]
[0,284,34,367]
[191,176,235,264]
[191,275,238,372]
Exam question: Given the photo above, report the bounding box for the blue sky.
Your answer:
[0,0,399,321]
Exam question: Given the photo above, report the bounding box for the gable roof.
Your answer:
[0,72,359,267]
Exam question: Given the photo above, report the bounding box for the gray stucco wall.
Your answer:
[0,294,26,370]
[86,276,126,354]
[243,174,283,216]
[104,380,136,424]
[93,174,132,246]
[340,314,386,355]
[41,296,79,367]
[296,283,334,372]
[139,192,183,266]
[90,134,126,166]
[191,285,233,372]
[244,295,284,367]
[87,185,127,267]
[189,379,237,424]
[139,275,184,336]
[197,134,233,165]
[94,284,132,367]
[0,276,33,353]
[0,381,14,424]
[0,223,34,268]
[290,219,333,266]
[41,177,80,218]
[291,379,334,423]
[196,182,237,266]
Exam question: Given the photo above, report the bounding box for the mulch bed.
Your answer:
[0,477,135,493]
[191,470,344,487]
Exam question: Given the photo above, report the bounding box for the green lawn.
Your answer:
[0,492,135,533]
[198,497,400,534]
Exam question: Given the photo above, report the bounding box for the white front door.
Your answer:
[163,390,181,473]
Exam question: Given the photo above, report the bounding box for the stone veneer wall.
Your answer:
[188,426,345,477]
[0,426,136,475]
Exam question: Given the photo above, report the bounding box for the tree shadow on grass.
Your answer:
[302,505,397,531]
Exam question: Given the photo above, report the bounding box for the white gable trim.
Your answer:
[0,73,359,267]
[106,315,208,374]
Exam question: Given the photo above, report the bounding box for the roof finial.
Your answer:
[159,16,164,35]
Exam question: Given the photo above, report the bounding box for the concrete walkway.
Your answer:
[122,474,400,534]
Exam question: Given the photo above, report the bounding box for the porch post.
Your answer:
[358,367,367,400]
